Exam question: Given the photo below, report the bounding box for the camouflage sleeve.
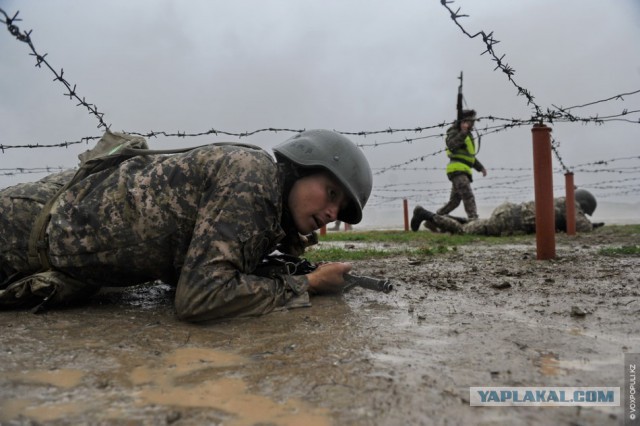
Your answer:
[473,158,485,172]
[445,126,468,151]
[174,149,309,322]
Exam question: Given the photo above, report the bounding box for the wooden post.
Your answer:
[403,199,409,231]
[565,173,576,236]
[320,225,327,236]
[531,124,556,260]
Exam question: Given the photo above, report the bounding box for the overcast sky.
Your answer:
[1,0,639,226]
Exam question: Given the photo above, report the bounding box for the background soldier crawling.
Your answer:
[0,129,373,321]
[411,189,601,236]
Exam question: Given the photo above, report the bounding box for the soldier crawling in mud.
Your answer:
[0,129,373,321]
[411,189,601,236]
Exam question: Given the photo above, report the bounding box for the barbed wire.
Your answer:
[0,8,110,130]
[2,6,639,209]
[553,89,640,112]
[374,149,447,175]
[551,138,571,174]
[1,104,638,152]
[438,0,638,129]
[0,136,101,153]
[4,154,636,179]
[439,0,545,119]
[368,180,639,207]
[573,167,639,174]
[0,166,71,177]
[573,155,640,168]
[125,127,305,140]
[437,0,639,174]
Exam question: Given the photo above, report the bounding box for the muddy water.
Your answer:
[1,228,638,425]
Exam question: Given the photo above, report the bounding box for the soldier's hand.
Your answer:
[307,262,352,294]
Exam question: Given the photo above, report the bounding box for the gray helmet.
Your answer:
[575,189,597,216]
[273,129,373,224]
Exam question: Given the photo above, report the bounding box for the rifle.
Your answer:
[455,70,482,153]
[343,274,393,293]
[253,254,393,294]
[456,71,463,128]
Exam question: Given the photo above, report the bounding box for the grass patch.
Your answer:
[308,225,640,262]
[304,247,408,262]
[599,245,640,256]
[305,235,459,262]
[319,229,531,246]
[594,224,640,236]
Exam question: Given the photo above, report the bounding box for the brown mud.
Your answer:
[1,227,638,425]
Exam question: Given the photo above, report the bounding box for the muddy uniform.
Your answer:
[0,145,309,321]
[437,124,485,220]
[428,198,593,236]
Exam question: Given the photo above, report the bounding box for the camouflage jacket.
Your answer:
[0,144,310,321]
[444,125,485,176]
[430,198,592,236]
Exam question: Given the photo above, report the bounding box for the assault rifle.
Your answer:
[456,71,464,128]
[455,70,482,153]
[254,254,393,294]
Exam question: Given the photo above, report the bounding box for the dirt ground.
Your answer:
[1,226,638,426]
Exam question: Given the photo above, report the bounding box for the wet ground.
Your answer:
[1,227,639,425]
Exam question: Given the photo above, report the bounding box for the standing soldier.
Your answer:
[435,109,487,221]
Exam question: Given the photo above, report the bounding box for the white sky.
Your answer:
[1,0,639,225]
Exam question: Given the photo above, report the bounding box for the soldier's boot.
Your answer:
[411,205,435,232]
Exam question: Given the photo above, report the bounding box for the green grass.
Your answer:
[599,245,640,256]
[305,229,523,262]
[304,243,454,262]
[319,229,532,245]
[595,224,640,236]
[307,225,640,262]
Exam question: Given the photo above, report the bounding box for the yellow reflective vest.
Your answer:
[446,133,477,176]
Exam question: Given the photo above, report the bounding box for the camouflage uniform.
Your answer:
[437,124,485,219]
[426,198,593,236]
[0,144,310,321]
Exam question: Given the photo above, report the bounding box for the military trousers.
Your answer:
[437,173,478,220]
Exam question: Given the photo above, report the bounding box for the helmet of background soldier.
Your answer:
[461,109,477,121]
[575,189,597,216]
[273,129,373,224]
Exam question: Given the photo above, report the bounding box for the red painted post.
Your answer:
[531,124,556,260]
[403,199,409,231]
[320,225,327,236]
[565,173,576,236]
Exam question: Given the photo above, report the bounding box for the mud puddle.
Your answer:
[1,227,638,425]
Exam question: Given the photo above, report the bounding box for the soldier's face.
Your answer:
[461,120,474,131]
[288,171,348,234]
